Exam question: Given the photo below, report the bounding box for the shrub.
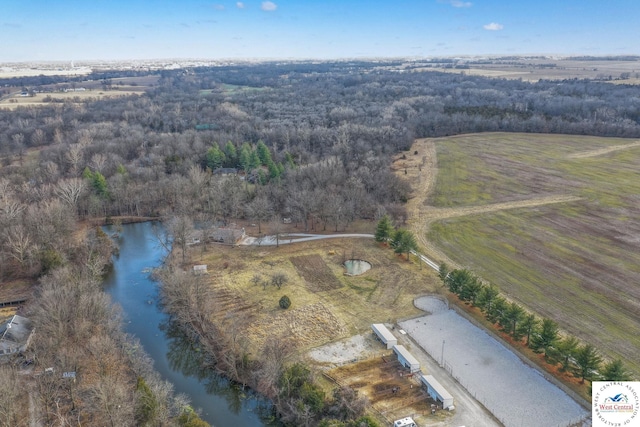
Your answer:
[279,295,291,309]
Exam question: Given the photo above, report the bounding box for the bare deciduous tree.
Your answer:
[55,177,87,210]
[271,272,288,290]
[0,365,26,427]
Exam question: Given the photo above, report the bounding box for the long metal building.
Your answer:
[419,373,454,409]
[392,344,420,372]
[371,323,397,349]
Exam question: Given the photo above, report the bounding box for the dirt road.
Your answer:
[396,138,582,270]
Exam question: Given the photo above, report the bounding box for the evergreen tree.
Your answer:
[573,344,602,384]
[249,150,261,171]
[284,151,296,169]
[600,359,632,381]
[391,228,418,260]
[206,145,225,170]
[445,268,473,295]
[256,140,272,165]
[223,141,238,168]
[239,144,251,171]
[486,295,506,324]
[374,215,393,242]
[500,302,525,339]
[438,262,449,281]
[83,167,109,198]
[516,313,539,347]
[550,336,579,372]
[476,285,500,313]
[267,159,280,179]
[531,318,559,358]
[459,276,483,305]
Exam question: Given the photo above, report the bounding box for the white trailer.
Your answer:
[393,416,417,427]
[371,323,397,349]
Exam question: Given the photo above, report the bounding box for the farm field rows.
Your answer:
[398,132,640,378]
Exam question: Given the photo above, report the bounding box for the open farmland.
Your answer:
[398,133,640,378]
[195,236,439,354]
[0,88,146,109]
[409,57,640,84]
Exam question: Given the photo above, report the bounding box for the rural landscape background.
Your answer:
[2,2,640,426]
[0,55,639,426]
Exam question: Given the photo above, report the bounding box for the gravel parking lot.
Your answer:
[400,296,590,427]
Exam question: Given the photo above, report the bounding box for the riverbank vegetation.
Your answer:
[1,60,640,425]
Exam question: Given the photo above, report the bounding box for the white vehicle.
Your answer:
[393,417,417,427]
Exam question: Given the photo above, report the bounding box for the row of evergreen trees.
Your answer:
[438,265,633,385]
[205,140,295,183]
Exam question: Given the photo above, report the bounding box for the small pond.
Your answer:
[343,259,372,276]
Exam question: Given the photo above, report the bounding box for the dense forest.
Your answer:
[1,60,640,426]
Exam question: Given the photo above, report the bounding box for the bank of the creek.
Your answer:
[102,221,268,427]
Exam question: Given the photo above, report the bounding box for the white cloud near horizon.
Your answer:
[483,22,504,31]
[261,1,277,11]
[439,0,472,8]
[236,2,245,8]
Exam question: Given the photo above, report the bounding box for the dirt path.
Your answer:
[396,138,582,269]
[566,140,640,159]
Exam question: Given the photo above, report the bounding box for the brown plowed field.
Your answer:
[290,254,343,291]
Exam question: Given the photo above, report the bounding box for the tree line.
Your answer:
[437,264,633,386]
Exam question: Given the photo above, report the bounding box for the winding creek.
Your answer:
[102,221,267,427]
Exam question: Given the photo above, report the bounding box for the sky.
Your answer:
[2,0,640,62]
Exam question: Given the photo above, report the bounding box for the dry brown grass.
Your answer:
[191,238,440,354]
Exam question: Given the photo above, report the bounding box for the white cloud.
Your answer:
[213,4,225,10]
[236,2,245,8]
[261,1,277,11]
[450,0,472,7]
[483,22,504,31]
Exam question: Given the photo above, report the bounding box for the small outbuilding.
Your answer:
[371,323,397,349]
[419,373,454,409]
[0,315,34,359]
[193,265,208,275]
[392,344,420,373]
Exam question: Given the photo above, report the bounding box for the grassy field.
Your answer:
[191,237,440,355]
[411,57,640,84]
[414,133,640,377]
[0,88,146,109]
